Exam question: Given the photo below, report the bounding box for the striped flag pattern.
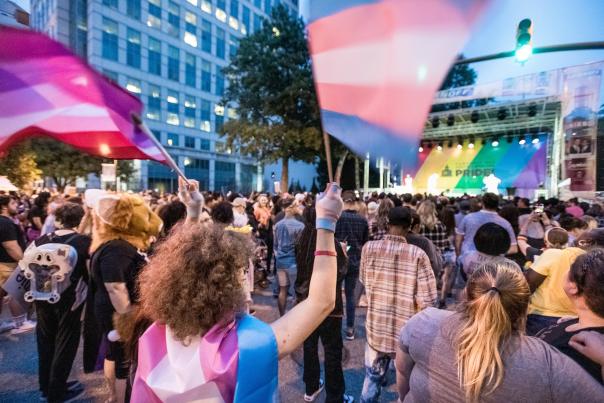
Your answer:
[0,26,166,162]
[307,0,490,169]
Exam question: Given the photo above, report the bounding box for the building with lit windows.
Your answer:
[30,0,298,192]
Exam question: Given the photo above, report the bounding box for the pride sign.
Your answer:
[409,135,547,196]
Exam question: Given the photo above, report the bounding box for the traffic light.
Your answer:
[515,18,533,63]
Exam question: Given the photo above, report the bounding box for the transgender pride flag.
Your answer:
[0,26,166,162]
[306,0,490,168]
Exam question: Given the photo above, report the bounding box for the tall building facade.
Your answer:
[0,0,29,27]
[30,0,298,192]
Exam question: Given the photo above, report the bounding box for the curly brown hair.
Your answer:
[138,223,251,341]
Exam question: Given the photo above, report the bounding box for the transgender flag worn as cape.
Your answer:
[131,314,278,403]
[306,0,490,169]
[0,26,166,162]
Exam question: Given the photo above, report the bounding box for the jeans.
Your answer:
[303,316,345,403]
[344,266,359,329]
[361,343,393,403]
[526,314,560,336]
[35,293,83,402]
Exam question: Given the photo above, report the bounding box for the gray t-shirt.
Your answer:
[456,210,517,257]
[399,308,604,402]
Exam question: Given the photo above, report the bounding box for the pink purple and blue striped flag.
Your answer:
[0,26,166,162]
[306,0,490,168]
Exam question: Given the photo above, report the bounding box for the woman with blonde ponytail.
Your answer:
[395,261,603,402]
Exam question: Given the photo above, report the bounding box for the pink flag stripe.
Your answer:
[316,83,435,135]
[308,0,486,55]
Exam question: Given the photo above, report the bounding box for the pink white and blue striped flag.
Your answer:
[0,26,166,162]
[306,0,490,168]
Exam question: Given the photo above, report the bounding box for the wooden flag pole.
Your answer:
[323,131,334,183]
[132,113,189,184]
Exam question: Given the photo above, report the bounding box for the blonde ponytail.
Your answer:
[455,261,530,402]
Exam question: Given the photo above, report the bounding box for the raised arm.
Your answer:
[178,177,204,224]
[271,183,343,359]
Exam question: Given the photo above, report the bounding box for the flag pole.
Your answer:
[131,114,189,184]
[323,131,334,183]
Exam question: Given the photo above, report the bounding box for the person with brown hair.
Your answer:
[131,181,344,402]
[396,261,604,402]
[537,248,604,383]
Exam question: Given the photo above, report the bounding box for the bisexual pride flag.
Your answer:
[0,26,166,162]
[306,0,490,169]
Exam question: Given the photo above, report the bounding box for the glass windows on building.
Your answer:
[215,68,225,96]
[242,5,250,34]
[185,53,196,87]
[126,28,141,68]
[253,14,262,32]
[215,104,225,132]
[216,27,226,59]
[201,20,212,53]
[229,37,239,58]
[146,85,161,120]
[103,0,118,8]
[229,0,239,30]
[127,0,141,20]
[184,12,198,48]
[72,0,88,59]
[215,0,227,22]
[167,1,180,37]
[201,60,212,92]
[168,46,180,82]
[240,164,257,194]
[167,133,180,147]
[200,99,211,132]
[148,0,162,29]
[184,159,209,189]
[148,37,162,75]
[186,0,198,6]
[201,0,212,14]
[199,138,211,150]
[184,95,197,128]
[264,0,272,14]
[254,0,261,9]
[215,161,236,190]
[184,136,196,148]
[125,77,142,96]
[102,18,119,61]
[148,161,178,193]
[166,91,180,126]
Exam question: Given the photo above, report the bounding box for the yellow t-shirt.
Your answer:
[528,247,584,318]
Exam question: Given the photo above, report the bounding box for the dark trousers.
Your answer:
[344,267,359,328]
[303,316,345,403]
[35,293,83,402]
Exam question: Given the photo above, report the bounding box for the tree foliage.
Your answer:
[432,58,488,112]
[221,5,322,191]
[0,142,41,189]
[0,138,135,191]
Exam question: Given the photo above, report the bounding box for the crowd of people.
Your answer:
[1,183,604,402]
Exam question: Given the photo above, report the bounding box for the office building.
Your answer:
[0,0,29,27]
[31,0,298,192]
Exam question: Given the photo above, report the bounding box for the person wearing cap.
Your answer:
[359,206,437,402]
[335,191,369,340]
[274,197,306,316]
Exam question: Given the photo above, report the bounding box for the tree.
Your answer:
[0,142,41,189]
[221,5,322,193]
[431,57,489,112]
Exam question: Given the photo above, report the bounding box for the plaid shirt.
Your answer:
[360,235,437,354]
[335,210,369,269]
[419,222,452,253]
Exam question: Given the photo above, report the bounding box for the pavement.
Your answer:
[0,283,401,402]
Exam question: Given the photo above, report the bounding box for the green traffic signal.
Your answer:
[515,18,533,63]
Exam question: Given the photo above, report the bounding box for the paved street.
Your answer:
[0,285,399,402]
